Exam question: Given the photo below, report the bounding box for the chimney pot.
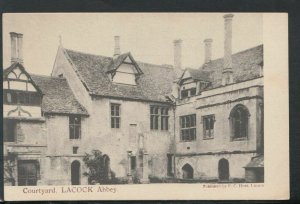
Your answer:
[114,36,121,57]
[173,39,183,78]
[204,38,213,63]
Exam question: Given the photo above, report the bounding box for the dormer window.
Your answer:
[181,87,196,99]
[111,63,137,85]
[107,53,143,86]
[178,68,211,99]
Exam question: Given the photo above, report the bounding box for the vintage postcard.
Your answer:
[2,13,289,200]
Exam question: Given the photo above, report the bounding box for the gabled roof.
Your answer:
[179,68,211,84]
[105,52,143,74]
[3,62,43,94]
[64,49,176,102]
[30,75,88,115]
[201,44,263,89]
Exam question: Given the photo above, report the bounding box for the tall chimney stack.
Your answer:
[17,33,23,64]
[173,39,183,78]
[10,32,18,64]
[204,38,213,63]
[10,32,23,65]
[114,36,121,57]
[222,14,234,85]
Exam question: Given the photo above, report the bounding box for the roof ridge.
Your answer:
[65,48,112,59]
[136,60,174,70]
[64,47,173,70]
[30,73,67,80]
[208,44,263,63]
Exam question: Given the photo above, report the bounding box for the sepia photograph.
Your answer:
[2,12,288,200]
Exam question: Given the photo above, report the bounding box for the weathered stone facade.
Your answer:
[174,78,263,180]
[3,14,264,186]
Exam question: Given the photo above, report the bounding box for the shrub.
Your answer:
[83,150,114,184]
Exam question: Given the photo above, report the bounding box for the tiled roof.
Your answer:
[244,155,264,168]
[30,75,88,115]
[64,49,176,102]
[185,68,211,82]
[201,44,263,88]
[105,53,129,72]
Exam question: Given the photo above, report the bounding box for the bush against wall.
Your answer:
[83,150,112,184]
[4,153,17,186]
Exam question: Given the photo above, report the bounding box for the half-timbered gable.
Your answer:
[3,63,43,118]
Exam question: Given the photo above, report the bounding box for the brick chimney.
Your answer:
[222,14,234,86]
[204,38,213,64]
[113,36,121,57]
[173,39,183,78]
[10,32,23,64]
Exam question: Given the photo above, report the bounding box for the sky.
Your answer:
[3,13,262,75]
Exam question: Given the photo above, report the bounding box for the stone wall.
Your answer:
[3,120,47,186]
[86,97,174,179]
[174,78,263,180]
[175,152,256,179]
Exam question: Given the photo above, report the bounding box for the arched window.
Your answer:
[229,104,250,140]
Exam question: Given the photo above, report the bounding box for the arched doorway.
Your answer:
[182,163,193,179]
[103,155,110,180]
[218,159,229,181]
[71,160,80,185]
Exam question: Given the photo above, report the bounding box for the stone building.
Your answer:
[3,14,263,186]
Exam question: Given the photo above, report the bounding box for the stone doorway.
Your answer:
[71,160,80,185]
[182,163,193,179]
[218,158,229,181]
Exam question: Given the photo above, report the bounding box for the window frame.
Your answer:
[17,160,40,186]
[229,104,250,141]
[73,146,79,154]
[180,87,197,99]
[180,114,196,142]
[150,105,169,131]
[3,119,16,142]
[3,90,41,106]
[69,116,81,140]
[202,114,215,140]
[111,103,121,129]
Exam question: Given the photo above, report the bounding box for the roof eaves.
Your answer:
[89,93,172,104]
[43,111,89,116]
